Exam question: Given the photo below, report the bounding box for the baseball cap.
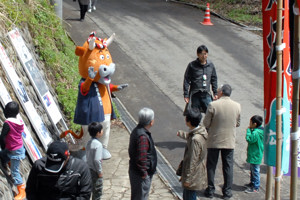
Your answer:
[45,141,69,173]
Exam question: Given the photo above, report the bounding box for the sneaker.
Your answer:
[92,6,96,11]
[102,148,111,160]
[88,9,92,13]
[244,182,253,188]
[204,189,213,198]
[245,187,259,193]
[222,193,233,199]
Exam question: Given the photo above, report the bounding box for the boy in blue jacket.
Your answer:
[244,115,264,193]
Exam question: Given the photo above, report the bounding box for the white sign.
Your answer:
[0,42,52,150]
[0,78,42,162]
[8,28,68,134]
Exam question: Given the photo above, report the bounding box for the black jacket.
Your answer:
[128,124,157,177]
[26,156,92,200]
[183,58,218,98]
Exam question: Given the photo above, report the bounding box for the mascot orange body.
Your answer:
[68,32,127,158]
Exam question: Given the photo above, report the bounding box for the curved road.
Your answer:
[62,0,292,199]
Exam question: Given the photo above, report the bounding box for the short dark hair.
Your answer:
[4,101,19,118]
[250,115,263,127]
[221,84,232,97]
[88,122,103,138]
[185,108,202,127]
[197,45,209,54]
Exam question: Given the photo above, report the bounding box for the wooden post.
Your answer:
[265,166,273,200]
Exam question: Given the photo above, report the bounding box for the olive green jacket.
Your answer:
[177,125,208,190]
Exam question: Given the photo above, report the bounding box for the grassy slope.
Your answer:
[0,0,81,131]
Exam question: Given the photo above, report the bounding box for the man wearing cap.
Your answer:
[26,141,92,200]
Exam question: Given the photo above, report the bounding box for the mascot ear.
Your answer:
[75,46,86,56]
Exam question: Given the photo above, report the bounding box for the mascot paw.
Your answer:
[117,84,129,90]
[88,66,97,79]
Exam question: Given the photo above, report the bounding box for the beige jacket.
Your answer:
[177,126,208,190]
[203,96,241,149]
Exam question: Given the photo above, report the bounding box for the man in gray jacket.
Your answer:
[183,45,218,114]
[203,84,241,199]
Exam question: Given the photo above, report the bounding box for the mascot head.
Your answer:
[75,32,116,85]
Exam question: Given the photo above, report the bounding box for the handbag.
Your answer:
[176,160,183,176]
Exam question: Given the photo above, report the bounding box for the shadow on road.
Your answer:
[232,183,246,192]
[155,141,186,150]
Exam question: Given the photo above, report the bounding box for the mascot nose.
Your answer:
[103,67,107,71]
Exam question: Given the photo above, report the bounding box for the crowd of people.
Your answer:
[179,45,263,200]
[0,44,264,200]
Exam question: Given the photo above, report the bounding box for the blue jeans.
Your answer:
[8,147,25,186]
[191,92,212,113]
[250,164,260,189]
[183,188,196,200]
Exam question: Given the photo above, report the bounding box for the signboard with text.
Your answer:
[8,28,68,135]
[0,78,42,162]
[0,42,52,150]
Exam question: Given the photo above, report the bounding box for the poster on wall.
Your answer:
[0,42,52,150]
[8,28,68,135]
[0,78,42,162]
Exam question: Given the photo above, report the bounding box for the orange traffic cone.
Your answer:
[201,3,213,26]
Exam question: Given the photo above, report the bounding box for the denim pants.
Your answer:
[8,147,25,186]
[90,169,103,200]
[250,164,260,189]
[206,148,233,197]
[183,188,196,200]
[129,169,152,200]
[191,92,212,113]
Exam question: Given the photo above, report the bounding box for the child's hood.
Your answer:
[256,126,264,137]
[5,117,24,131]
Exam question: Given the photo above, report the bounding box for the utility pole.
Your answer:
[50,0,63,20]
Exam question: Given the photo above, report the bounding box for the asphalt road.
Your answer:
[62,0,297,199]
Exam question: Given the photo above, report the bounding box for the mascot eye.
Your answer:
[100,55,105,60]
[106,54,110,59]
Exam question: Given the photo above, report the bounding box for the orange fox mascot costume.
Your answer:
[64,32,127,159]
